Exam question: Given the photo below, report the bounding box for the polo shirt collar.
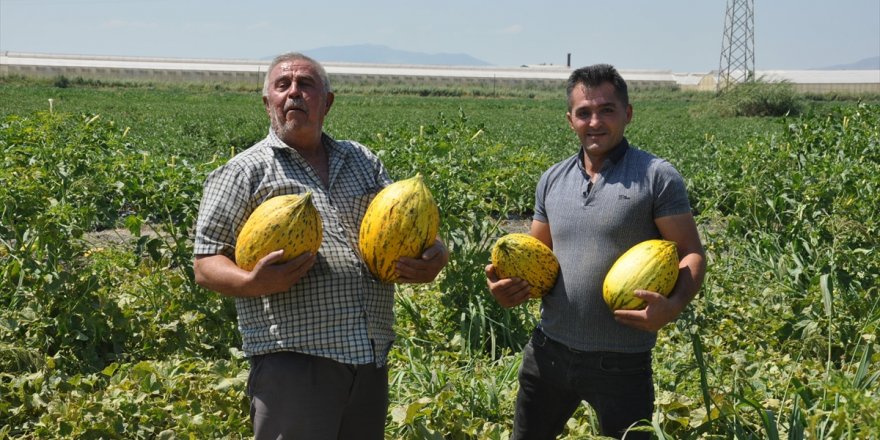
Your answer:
[577,137,630,171]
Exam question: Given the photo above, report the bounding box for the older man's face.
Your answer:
[263,59,334,147]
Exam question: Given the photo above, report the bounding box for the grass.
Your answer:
[1,76,878,438]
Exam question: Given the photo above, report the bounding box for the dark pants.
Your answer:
[512,328,655,440]
[247,351,389,440]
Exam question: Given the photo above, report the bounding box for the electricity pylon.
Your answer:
[717,0,755,92]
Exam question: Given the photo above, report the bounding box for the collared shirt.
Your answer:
[194,130,395,366]
[533,138,692,353]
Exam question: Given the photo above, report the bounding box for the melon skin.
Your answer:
[491,233,560,299]
[358,174,440,283]
[602,239,679,311]
[234,192,323,272]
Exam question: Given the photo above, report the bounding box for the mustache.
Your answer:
[283,98,308,113]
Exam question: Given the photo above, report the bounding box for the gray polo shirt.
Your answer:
[534,139,692,352]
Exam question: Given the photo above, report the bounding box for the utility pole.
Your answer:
[717,0,755,93]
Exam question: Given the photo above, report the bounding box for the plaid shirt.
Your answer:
[194,130,395,366]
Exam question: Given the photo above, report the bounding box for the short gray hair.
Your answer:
[262,52,332,97]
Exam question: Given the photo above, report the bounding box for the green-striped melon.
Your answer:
[358,174,440,283]
[491,233,559,298]
[235,192,323,271]
[603,239,679,311]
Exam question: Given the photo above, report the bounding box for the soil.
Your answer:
[83,226,168,248]
[498,218,531,234]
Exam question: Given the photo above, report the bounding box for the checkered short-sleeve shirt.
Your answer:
[194,130,395,366]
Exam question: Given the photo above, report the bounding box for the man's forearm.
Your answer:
[194,254,255,297]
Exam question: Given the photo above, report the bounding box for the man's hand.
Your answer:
[612,289,685,332]
[485,264,531,308]
[396,239,449,283]
[247,250,317,296]
[194,250,316,298]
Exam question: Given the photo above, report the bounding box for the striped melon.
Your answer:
[491,233,559,298]
[603,239,679,310]
[359,174,440,283]
[234,192,323,271]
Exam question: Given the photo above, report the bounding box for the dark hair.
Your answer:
[566,64,629,107]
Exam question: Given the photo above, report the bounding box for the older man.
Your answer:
[193,52,448,439]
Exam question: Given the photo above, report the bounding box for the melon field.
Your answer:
[0,76,878,439]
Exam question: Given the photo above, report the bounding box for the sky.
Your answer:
[1,0,878,73]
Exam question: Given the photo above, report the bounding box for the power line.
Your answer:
[717,0,755,92]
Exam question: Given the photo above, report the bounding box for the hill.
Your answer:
[300,44,492,66]
[818,55,880,70]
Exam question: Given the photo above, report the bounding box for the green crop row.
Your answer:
[0,78,877,439]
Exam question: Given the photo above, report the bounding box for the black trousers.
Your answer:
[512,328,655,440]
[247,351,389,440]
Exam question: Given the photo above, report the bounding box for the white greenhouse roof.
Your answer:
[757,69,880,84]
[2,52,878,87]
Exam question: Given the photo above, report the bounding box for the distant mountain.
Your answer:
[300,44,492,66]
[817,55,880,70]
